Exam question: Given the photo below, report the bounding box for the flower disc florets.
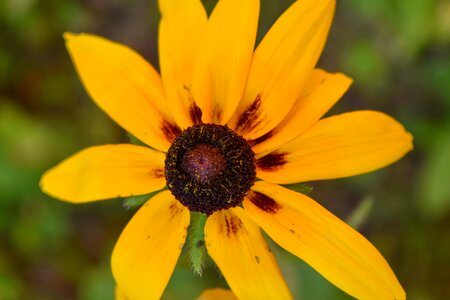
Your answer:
[165,124,256,215]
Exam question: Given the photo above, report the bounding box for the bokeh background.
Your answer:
[1,0,449,299]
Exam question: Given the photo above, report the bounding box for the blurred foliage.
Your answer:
[0,0,449,299]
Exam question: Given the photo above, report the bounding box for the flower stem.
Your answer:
[187,212,207,276]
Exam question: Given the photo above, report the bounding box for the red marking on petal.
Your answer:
[222,214,243,237]
[236,95,262,134]
[256,152,287,171]
[151,168,164,178]
[248,191,281,214]
[161,120,182,142]
[169,201,183,217]
[189,103,203,125]
[247,130,275,147]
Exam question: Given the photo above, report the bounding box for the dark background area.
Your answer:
[0,0,449,299]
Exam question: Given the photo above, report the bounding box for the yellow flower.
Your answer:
[41,0,413,299]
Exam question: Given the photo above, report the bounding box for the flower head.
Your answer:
[41,0,412,299]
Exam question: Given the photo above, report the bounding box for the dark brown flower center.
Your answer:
[181,144,226,184]
[165,124,256,215]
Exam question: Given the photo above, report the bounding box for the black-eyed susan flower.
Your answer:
[41,0,413,299]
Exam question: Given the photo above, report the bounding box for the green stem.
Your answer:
[187,212,207,276]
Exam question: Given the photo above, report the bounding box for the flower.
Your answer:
[40,0,413,299]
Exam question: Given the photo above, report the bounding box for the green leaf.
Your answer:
[123,189,165,209]
[282,183,313,194]
[186,212,208,276]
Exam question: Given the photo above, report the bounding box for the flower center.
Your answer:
[181,144,226,184]
[165,124,256,215]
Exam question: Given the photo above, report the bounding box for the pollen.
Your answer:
[181,144,226,184]
[165,124,256,215]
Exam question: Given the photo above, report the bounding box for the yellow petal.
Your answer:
[191,0,259,124]
[158,0,207,128]
[250,69,352,154]
[65,33,180,151]
[243,182,406,300]
[197,288,237,300]
[40,144,166,203]
[112,191,190,300]
[256,110,413,183]
[115,287,128,300]
[204,207,292,300]
[229,0,335,139]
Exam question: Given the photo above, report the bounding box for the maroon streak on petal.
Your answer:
[152,168,165,178]
[247,191,281,214]
[222,214,244,237]
[236,94,262,134]
[189,102,203,125]
[256,152,288,171]
[161,120,182,143]
[247,130,275,148]
[168,201,183,218]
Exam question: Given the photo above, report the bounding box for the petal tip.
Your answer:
[63,32,78,42]
[39,169,74,204]
[39,172,48,193]
[39,168,57,197]
[406,131,414,151]
[340,72,354,85]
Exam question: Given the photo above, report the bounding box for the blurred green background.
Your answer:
[0,0,449,299]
